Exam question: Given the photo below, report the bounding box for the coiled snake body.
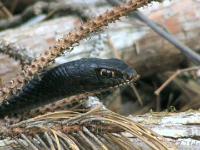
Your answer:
[0,58,138,118]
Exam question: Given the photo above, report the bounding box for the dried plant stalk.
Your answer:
[0,39,32,66]
[23,93,94,118]
[0,0,149,102]
[0,106,173,150]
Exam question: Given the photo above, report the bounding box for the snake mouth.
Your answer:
[90,74,140,95]
[112,74,140,89]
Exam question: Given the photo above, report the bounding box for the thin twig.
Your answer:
[155,66,200,96]
[0,1,12,19]
[130,83,143,106]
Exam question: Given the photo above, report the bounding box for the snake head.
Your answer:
[0,58,139,118]
[76,58,139,93]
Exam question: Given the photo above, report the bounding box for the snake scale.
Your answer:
[0,58,138,118]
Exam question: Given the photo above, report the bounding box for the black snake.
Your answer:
[0,58,138,118]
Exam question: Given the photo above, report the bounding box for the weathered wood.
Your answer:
[129,110,200,149]
[123,0,200,77]
[0,0,199,84]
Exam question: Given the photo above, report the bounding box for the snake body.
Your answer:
[0,58,138,117]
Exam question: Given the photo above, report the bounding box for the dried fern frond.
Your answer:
[0,106,174,150]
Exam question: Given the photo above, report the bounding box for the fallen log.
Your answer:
[0,0,199,83]
[123,0,200,77]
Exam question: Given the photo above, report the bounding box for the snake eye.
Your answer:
[100,69,115,78]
